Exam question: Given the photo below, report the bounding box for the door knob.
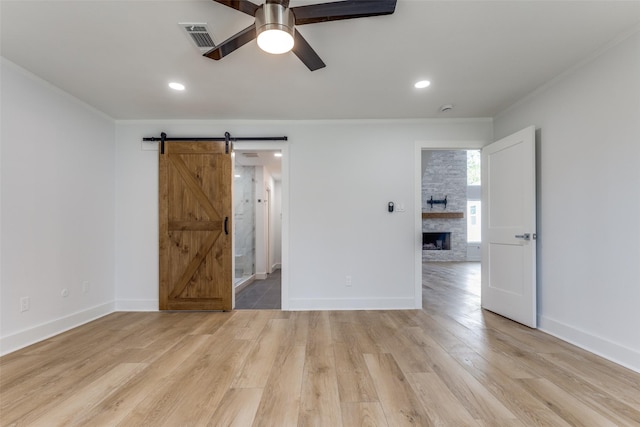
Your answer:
[515,233,531,240]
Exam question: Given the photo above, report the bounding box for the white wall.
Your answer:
[272,180,282,270]
[0,59,116,355]
[114,119,493,311]
[494,31,640,371]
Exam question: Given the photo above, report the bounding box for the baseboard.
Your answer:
[272,263,281,271]
[538,315,640,373]
[115,299,158,311]
[0,301,115,356]
[234,275,255,292]
[288,297,415,311]
[255,272,268,280]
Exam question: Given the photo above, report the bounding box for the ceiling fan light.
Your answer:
[255,3,295,55]
[257,29,294,54]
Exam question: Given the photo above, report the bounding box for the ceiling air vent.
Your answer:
[180,23,216,53]
[243,153,259,158]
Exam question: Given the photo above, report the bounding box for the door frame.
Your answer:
[414,140,487,309]
[265,186,272,274]
[234,141,289,310]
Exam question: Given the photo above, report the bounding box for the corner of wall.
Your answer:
[0,302,115,356]
[539,316,640,373]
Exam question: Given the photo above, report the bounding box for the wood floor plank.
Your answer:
[363,353,431,426]
[416,336,519,423]
[334,342,379,403]
[289,311,310,346]
[157,339,254,426]
[66,334,213,427]
[341,402,389,427]
[482,313,564,354]
[330,313,385,354]
[188,310,234,335]
[363,312,433,374]
[252,345,306,427]
[207,387,263,427]
[299,356,342,426]
[448,350,573,426]
[539,351,640,408]
[0,355,46,389]
[519,378,620,427]
[405,309,471,353]
[1,345,145,424]
[234,310,280,341]
[231,318,288,388]
[407,372,481,426]
[298,311,343,426]
[27,363,147,427]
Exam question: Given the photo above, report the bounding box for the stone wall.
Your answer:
[233,166,255,279]
[421,150,467,261]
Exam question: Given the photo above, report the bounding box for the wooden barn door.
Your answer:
[159,141,232,310]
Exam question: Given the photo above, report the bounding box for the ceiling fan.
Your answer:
[204,0,397,71]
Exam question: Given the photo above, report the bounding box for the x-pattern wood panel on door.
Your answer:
[159,141,232,310]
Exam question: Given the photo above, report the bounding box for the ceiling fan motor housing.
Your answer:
[255,3,295,43]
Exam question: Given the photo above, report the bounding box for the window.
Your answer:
[467,150,481,185]
[467,201,481,242]
[467,150,481,243]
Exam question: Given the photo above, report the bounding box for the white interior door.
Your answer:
[481,126,537,328]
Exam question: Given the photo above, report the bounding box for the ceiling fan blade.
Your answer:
[266,0,290,7]
[203,24,257,60]
[292,30,326,71]
[213,0,259,16]
[291,0,396,25]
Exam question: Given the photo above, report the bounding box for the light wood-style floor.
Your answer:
[2,262,639,426]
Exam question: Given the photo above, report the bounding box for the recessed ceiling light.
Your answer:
[274,152,283,158]
[169,82,185,91]
[414,80,431,89]
[234,174,242,178]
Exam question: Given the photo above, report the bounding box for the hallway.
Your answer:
[235,270,282,310]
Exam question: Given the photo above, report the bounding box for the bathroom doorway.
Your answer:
[233,149,283,309]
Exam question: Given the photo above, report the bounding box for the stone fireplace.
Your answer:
[421,150,467,261]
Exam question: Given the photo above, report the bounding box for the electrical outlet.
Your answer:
[82,281,90,294]
[345,275,352,287]
[20,297,30,312]
[61,288,69,298]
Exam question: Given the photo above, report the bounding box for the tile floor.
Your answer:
[235,269,281,309]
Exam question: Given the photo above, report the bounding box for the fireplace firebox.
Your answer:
[423,232,451,250]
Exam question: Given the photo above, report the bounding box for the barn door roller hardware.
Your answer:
[143,132,288,154]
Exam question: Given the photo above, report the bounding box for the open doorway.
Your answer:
[420,149,482,303]
[233,149,283,309]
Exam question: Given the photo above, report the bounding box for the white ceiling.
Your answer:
[235,150,282,180]
[2,1,639,120]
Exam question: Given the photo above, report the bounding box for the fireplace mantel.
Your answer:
[422,212,464,219]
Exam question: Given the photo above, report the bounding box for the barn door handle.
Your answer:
[224,217,229,235]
